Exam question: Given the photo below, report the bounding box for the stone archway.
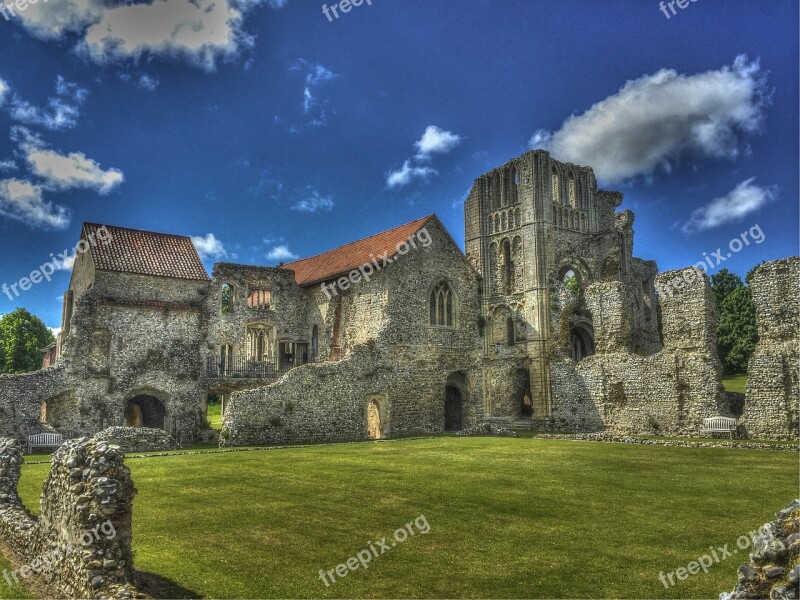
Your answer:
[367,400,382,439]
[444,386,463,432]
[570,324,596,362]
[124,395,166,429]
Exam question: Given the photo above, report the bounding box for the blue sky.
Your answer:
[0,0,796,332]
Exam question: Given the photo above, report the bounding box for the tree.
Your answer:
[0,308,55,374]
[717,286,758,374]
[710,269,743,312]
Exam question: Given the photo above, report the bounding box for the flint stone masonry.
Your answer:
[93,427,180,453]
[548,269,725,435]
[0,436,143,598]
[721,499,800,600]
[0,153,796,445]
[742,258,799,440]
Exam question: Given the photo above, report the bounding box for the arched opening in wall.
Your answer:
[430,280,456,328]
[570,325,596,362]
[514,368,533,418]
[561,269,579,300]
[513,168,520,186]
[221,283,234,313]
[311,325,319,360]
[501,239,514,294]
[367,399,383,440]
[568,174,577,208]
[246,324,276,362]
[506,316,515,346]
[551,168,560,202]
[444,386,463,432]
[124,395,166,429]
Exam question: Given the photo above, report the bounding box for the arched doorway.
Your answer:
[570,325,596,362]
[367,400,382,439]
[444,386,463,432]
[124,395,166,429]
[514,368,533,418]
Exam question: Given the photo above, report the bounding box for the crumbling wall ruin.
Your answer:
[549,268,725,435]
[0,366,68,441]
[741,257,799,440]
[0,436,142,598]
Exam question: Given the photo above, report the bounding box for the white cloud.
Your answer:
[191,233,228,259]
[0,179,71,230]
[415,126,462,159]
[15,0,275,72]
[386,160,437,189]
[25,147,124,194]
[681,178,776,234]
[529,56,769,184]
[291,188,334,213]
[0,78,9,105]
[0,159,16,172]
[290,59,336,114]
[138,74,159,91]
[49,327,62,337]
[55,253,76,271]
[6,76,88,130]
[266,245,298,262]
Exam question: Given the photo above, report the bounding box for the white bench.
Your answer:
[27,433,64,454]
[700,417,737,439]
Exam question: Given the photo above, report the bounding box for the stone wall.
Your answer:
[548,268,725,435]
[222,219,483,446]
[741,257,799,439]
[93,427,180,453]
[0,366,67,440]
[0,436,142,598]
[722,499,799,600]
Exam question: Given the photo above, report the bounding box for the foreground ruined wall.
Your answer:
[741,258,799,439]
[0,436,142,598]
[549,268,725,434]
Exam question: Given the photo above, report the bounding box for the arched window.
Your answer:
[568,175,577,208]
[506,317,515,346]
[246,325,275,361]
[501,239,514,295]
[221,283,234,313]
[430,281,455,327]
[311,325,319,360]
[514,169,520,186]
[551,169,560,202]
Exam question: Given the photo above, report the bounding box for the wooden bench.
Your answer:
[27,433,64,454]
[700,417,737,439]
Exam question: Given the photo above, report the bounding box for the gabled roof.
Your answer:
[284,215,434,287]
[82,223,209,281]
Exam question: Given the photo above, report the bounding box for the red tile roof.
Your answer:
[284,215,434,286]
[82,223,210,281]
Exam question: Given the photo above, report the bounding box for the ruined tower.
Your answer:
[464,150,660,423]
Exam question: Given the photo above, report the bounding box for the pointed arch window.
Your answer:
[568,175,577,208]
[430,281,456,328]
[551,169,560,202]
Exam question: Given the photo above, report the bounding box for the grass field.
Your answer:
[207,402,222,430]
[722,373,748,394]
[10,438,797,599]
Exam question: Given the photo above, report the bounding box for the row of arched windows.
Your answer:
[488,207,521,234]
[553,204,588,231]
[489,165,520,211]
[551,167,584,209]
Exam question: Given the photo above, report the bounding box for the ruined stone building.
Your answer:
[0,150,796,444]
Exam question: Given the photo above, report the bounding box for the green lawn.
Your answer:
[10,438,798,598]
[722,373,748,395]
[207,403,222,431]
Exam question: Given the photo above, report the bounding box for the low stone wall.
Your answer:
[722,499,799,599]
[0,436,144,598]
[94,427,180,453]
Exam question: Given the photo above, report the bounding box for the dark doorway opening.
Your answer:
[125,395,166,429]
[444,385,463,432]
